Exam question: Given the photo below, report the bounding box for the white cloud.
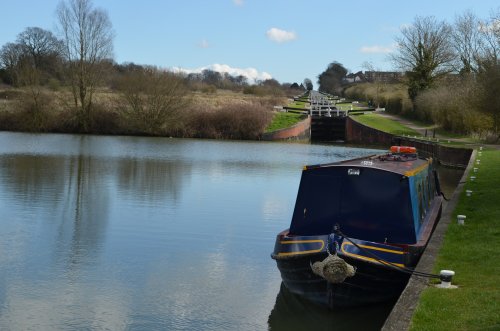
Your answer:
[198,39,209,48]
[360,43,397,54]
[233,0,244,6]
[266,27,297,43]
[171,64,272,83]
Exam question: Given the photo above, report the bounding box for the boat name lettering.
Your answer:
[361,161,373,166]
[348,168,360,175]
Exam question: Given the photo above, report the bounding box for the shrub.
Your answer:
[117,68,191,136]
[344,82,411,112]
[415,78,492,136]
[185,103,273,139]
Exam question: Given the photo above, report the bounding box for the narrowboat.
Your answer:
[271,146,443,308]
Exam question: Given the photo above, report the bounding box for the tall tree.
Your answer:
[16,27,62,70]
[479,9,500,64]
[391,16,455,105]
[303,78,313,91]
[0,42,24,84]
[452,11,483,74]
[1,28,62,86]
[57,0,114,132]
[317,62,348,95]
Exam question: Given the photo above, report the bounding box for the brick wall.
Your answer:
[261,117,311,141]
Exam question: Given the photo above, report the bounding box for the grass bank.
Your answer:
[350,112,421,136]
[265,112,306,133]
[410,149,500,330]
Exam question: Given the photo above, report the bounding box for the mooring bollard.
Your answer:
[473,167,478,173]
[466,190,472,197]
[470,176,476,181]
[457,215,466,225]
[437,270,456,288]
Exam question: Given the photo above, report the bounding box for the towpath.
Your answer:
[374,110,500,150]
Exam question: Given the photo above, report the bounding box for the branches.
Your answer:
[117,68,191,135]
[391,16,454,103]
[56,0,114,131]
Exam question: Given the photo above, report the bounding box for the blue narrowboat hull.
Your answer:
[272,149,443,308]
[274,253,409,308]
[272,194,443,308]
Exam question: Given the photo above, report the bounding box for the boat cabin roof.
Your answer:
[304,153,430,177]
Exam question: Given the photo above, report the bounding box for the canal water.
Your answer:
[0,132,461,330]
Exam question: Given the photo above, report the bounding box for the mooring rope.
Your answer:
[333,226,441,279]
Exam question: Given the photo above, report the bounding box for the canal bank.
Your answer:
[382,149,477,330]
[405,148,500,330]
[270,108,496,329]
[343,113,499,330]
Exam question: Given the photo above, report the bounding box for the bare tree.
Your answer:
[0,27,63,86]
[391,16,455,104]
[17,27,62,70]
[479,9,500,64]
[452,11,483,74]
[118,68,191,135]
[0,43,23,84]
[57,0,114,132]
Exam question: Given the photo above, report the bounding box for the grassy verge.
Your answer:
[265,112,306,132]
[286,101,308,109]
[410,149,500,330]
[350,113,421,136]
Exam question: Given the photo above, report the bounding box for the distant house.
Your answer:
[364,71,403,83]
[343,71,366,84]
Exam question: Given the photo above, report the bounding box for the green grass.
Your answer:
[410,149,500,331]
[350,113,421,136]
[265,112,306,132]
[286,101,307,109]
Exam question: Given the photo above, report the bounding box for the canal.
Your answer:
[0,132,462,330]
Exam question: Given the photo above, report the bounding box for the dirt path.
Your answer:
[374,110,500,150]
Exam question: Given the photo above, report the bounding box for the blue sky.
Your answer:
[1,0,498,84]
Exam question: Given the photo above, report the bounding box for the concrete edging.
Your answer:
[382,149,477,330]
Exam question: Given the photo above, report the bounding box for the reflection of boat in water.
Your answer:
[271,146,443,308]
[267,282,394,331]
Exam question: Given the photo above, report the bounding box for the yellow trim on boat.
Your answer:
[404,160,429,177]
[341,242,405,267]
[277,239,325,257]
[342,241,404,255]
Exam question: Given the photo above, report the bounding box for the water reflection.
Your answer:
[0,133,464,330]
[116,158,191,204]
[268,283,395,331]
[436,165,464,198]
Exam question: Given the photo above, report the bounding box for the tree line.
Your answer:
[392,10,499,142]
[317,9,499,142]
[0,0,308,138]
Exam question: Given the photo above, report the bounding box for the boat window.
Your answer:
[338,168,415,243]
[289,167,416,243]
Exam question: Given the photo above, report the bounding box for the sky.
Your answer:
[1,0,498,85]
